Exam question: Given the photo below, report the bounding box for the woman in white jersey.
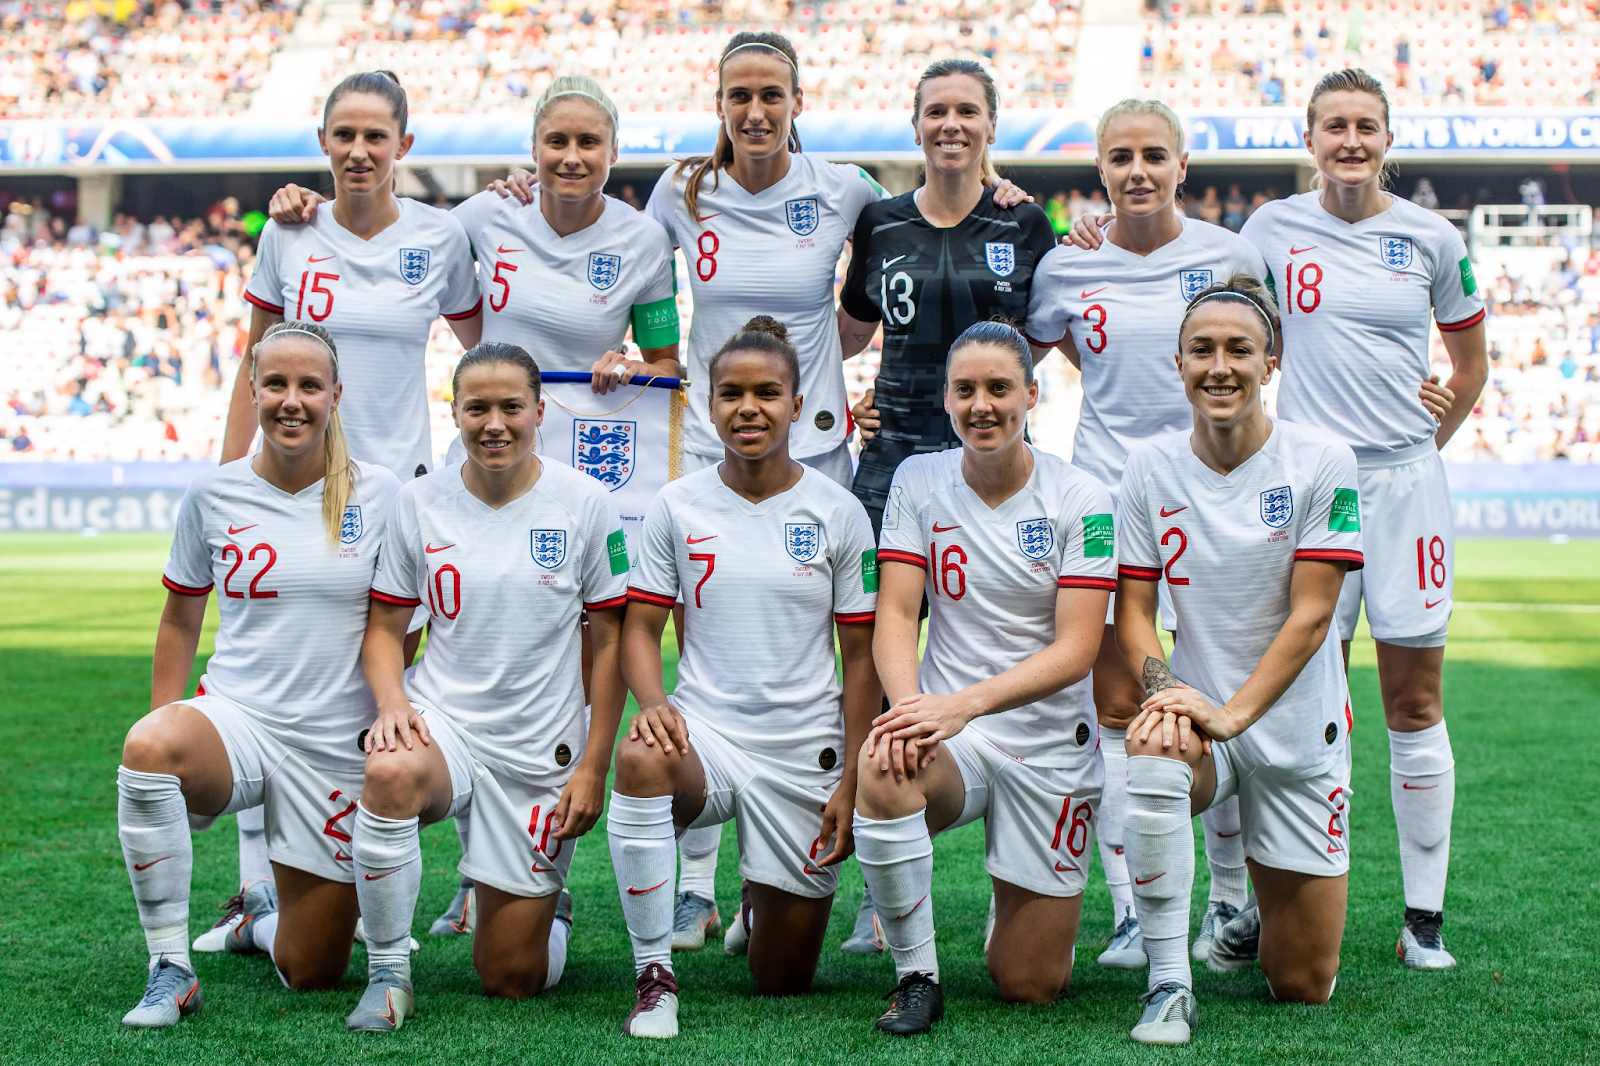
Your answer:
[1239,70,1486,970]
[1028,100,1267,969]
[859,321,1114,1036]
[347,343,631,1031]
[610,317,880,1039]
[118,322,401,1028]
[1115,275,1362,1045]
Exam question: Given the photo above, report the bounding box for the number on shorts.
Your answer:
[1416,535,1446,590]
[324,789,358,854]
[428,563,462,619]
[528,803,564,860]
[1326,786,1347,841]
[1051,797,1092,858]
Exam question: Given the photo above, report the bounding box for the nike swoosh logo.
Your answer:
[227,523,258,535]
[893,894,928,920]
[1133,872,1165,885]
[364,869,400,881]
[308,254,336,262]
[883,255,907,269]
[496,245,524,254]
[531,865,556,873]
[1054,861,1072,872]
[803,864,824,875]
[932,523,961,532]
[425,543,455,553]
[1113,846,1123,855]
[1327,844,1345,854]
[1080,287,1106,299]
[334,850,352,862]
[627,878,670,895]
[1159,506,1187,517]
[178,982,200,1008]
[1401,782,1439,790]
[686,535,717,545]
[1425,598,1445,609]
[695,212,721,223]
[1216,831,1240,838]
[133,857,171,871]
[1289,245,1317,255]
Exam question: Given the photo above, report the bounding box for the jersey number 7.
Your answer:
[689,553,715,608]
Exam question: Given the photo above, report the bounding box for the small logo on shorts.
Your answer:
[818,747,837,771]
[813,410,835,431]
[554,742,572,767]
[1075,722,1090,746]
[1325,722,1338,744]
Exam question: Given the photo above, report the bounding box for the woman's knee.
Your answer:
[278,954,347,992]
[612,733,674,794]
[989,959,1066,1005]
[1264,959,1339,1005]
[478,958,546,999]
[361,747,433,814]
[853,741,918,819]
[122,707,194,775]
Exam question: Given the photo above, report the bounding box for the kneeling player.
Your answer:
[1115,276,1361,1045]
[119,322,401,1026]
[349,343,629,1030]
[856,322,1114,1035]
[611,317,880,1038]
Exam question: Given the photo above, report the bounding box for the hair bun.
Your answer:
[376,69,401,87]
[741,315,790,343]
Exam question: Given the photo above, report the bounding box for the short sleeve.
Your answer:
[1228,233,1270,285]
[243,221,284,314]
[370,492,424,607]
[1429,222,1486,332]
[627,491,680,606]
[830,496,879,625]
[1238,210,1281,312]
[580,491,631,611]
[1116,454,1162,580]
[644,168,680,249]
[1056,478,1117,591]
[438,216,483,320]
[1294,444,1365,571]
[1025,246,1071,348]
[162,484,215,596]
[838,206,880,323]
[876,464,926,568]
[838,163,888,228]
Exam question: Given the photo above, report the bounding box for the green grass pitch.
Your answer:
[1,533,1596,1065]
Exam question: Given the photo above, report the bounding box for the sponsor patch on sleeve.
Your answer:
[1329,488,1361,532]
[1082,513,1115,557]
[1458,255,1477,297]
[607,529,630,574]
[630,295,680,349]
[861,549,879,593]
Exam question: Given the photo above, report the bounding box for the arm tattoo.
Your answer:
[1142,656,1180,698]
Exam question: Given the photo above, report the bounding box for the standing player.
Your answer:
[1239,70,1486,969]
[1115,275,1362,1044]
[347,343,629,1030]
[118,322,400,1026]
[1028,99,1268,968]
[610,317,880,1038]
[857,321,1113,1036]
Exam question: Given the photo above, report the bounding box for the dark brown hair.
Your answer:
[323,70,408,136]
[709,315,801,393]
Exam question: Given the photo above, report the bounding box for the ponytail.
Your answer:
[252,320,355,545]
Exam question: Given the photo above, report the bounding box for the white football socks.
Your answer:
[678,825,720,902]
[544,910,570,990]
[854,811,938,982]
[454,811,474,889]
[236,804,272,887]
[607,792,676,976]
[1124,756,1195,992]
[353,804,421,982]
[1097,726,1137,927]
[252,910,279,960]
[1390,720,1455,913]
[118,766,194,970]
[1200,794,1247,909]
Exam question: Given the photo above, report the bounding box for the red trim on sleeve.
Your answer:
[370,590,423,607]
[1058,576,1117,591]
[1294,548,1364,571]
[1118,564,1162,582]
[833,610,877,625]
[878,548,928,570]
[1025,332,1066,349]
[584,594,629,612]
[162,575,213,596]
[1436,308,1485,332]
[442,297,484,321]
[627,588,678,608]
[242,290,284,314]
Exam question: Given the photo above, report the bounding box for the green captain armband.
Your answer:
[1082,514,1115,557]
[861,549,879,593]
[1458,255,1478,296]
[630,296,680,350]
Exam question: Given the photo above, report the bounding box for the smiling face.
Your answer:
[914,74,995,178]
[452,362,542,472]
[710,349,802,462]
[319,92,412,197]
[1176,301,1276,429]
[252,337,340,458]
[535,96,617,201]
[945,343,1037,454]
[716,51,800,164]
[1306,89,1392,191]
[1096,112,1186,219]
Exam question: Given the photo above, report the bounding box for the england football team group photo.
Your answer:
[113,32,1486,1048]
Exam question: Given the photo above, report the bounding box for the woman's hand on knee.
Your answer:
[367,700,430,753]
[1126,708,1209,760]
[628,701,690,756]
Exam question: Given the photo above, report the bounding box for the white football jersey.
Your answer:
[452,189,679,372]
[245,199,481,480]
[371,459,630,781]
[163,458,401,771]
[646,153,886,460]
[629,465,878,770]
[1241,192,1485,457]
[1118,420,1363,777]
[1026,217,1268,493]
[878,448,1116,768]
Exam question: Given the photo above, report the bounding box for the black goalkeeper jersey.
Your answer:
[840,188,1057,522]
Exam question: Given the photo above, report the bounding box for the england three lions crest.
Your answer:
[1379,237,1413,270]
[588,252,621,290]
[786,522,821,564]
[573,420,635,489]
[530,529,566,569]
[340,505,363,544]
[1016,518,1054,559]
[785,198,819,236]
[399,248,430,285]
[985,242,1016,277]
[1180,269,1213,301]
[1260,485,1294,528]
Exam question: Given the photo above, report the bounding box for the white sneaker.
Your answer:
[353,918,420,952]
[192,887,252,952]
[1097,911,1147,969]
[1192,900,1241,963]
[1397,910,1456,970]
[623,963,679,1039]
[1130,981,1197,1046]
[722,907,749,956]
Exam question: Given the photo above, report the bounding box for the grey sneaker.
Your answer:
[1397,908,1456,970]
[1207,896,1260,972]
[555,888,573,928]
[841,883,885,955]
[428,879,475,936]
[1192,900,1241,962]
[1130,981,1197,1045]
[670,892,721,952]
[346,968,415,1032]
[223,878,278,956]
[1097,911,1147,969]
[122,957,202,1028]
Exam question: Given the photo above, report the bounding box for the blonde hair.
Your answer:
[675,32,803,221]
[1305,68,1393,191]
[533,74,619,143]
[1095,98,1185,155]
[252,321,355,545]
[913,58,1001,185]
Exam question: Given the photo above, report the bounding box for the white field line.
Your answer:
[1455,601,1600,613]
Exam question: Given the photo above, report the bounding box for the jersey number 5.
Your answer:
[489,261,518,312]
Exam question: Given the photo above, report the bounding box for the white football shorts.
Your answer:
[682,709,843,900]
[188,691,365,883]
[426,707,576,900]
[941,728,1103,898]
[1335,441,1452,646]
[1209,731,1352,878]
